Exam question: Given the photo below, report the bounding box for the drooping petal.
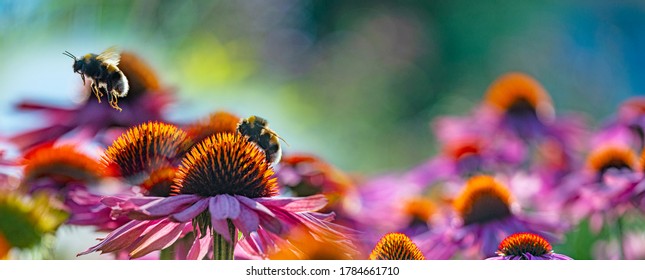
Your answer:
[209,197,235,243]
[255,194,328,212]
[171,198,209,222]
[129,221,186,259]
[129,195,201,219]
[209,195,241,220]
[78,220,151,256]
[232,203,260,235]
[186,233,212,260]
[236,196,275,217]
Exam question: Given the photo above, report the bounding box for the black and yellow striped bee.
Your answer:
[63,47,130,111]
[237,116,286,166]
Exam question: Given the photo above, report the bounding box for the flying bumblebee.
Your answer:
[63,47,129,111]
[237,116,287,166]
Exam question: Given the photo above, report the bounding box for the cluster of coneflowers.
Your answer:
[1,51,644,260]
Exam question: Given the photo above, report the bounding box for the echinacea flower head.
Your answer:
[20,144,103,194]
[425,175,562,259]
[484,72,554,129]
[172,132,278,198]
[81,131,350,260]
[277,153,359,218]
[184,111,241,150]
[555,144,642,231]
[10,52,173,152]
[369,233,425,260]
[0,192,68,258]
[487,232,571,260]
[453,175,513,226]
[586,145,637,177]
[103,121,188,187]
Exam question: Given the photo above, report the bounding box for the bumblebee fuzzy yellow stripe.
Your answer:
[63,47,130,111]
[237,115,286,167]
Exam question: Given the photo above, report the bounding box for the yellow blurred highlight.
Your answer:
[179,35,256,90]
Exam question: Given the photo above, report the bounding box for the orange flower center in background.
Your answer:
[102,122,188,185]
[586,145,636,175]
[184,111,241,149]
[21,145,103,187]
[369,233,425,260]
[497,232,552,257]
[484,72,552,118]
[403,197,436,224]
[453,175,513,225]
[139,167,176,197]
[117,52,161,96]
[173,133,278,198]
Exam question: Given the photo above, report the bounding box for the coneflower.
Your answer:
[487,232,571,260]
[20,144,103,194]
[80,132,351,259]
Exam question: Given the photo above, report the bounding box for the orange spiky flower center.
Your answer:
[497,232,552,257]
[102,122,188,185]
[139,167,176,197]
[369,233,425,260]
[403,197,436,225]
[453,175,513,225]
[21,145,103,186]
[586,146,636,176]
[184,111,241,149]
[173,133,278,198]
[484,72,552,118]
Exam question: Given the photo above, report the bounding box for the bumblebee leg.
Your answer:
[108,91,122,112]
[90,82,103,103]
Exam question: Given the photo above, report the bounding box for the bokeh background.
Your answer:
[1,0,645,259]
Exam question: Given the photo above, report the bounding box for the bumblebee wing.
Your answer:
[97,46,121,66]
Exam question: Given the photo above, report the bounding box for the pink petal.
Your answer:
[210,216,233,243]
[186,234,211,260]
[236,196,275,217]
[255,194,328,212]
[78,220,150,256]
[171,198,209,222]
[129,221,186,259]
[231,204,260,235]
[257,212,283,234]
[130,195,201,219]
[209,195,241,220]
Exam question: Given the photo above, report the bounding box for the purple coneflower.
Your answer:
[19,144,104,195]
[80,133,350,259]
[421,175,562,259]
[65,122,188,231]
[276,153,360,224]
[487,232,571,260]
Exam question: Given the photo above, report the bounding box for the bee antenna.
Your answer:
[63,51,77,60]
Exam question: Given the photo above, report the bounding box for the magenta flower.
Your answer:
[65,122,188,233]
[419,175,563,259]
[486,232,572,260]
[79,133,351,259]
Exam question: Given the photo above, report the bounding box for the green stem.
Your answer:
[616,216,626,260]
[212,219,236,260]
